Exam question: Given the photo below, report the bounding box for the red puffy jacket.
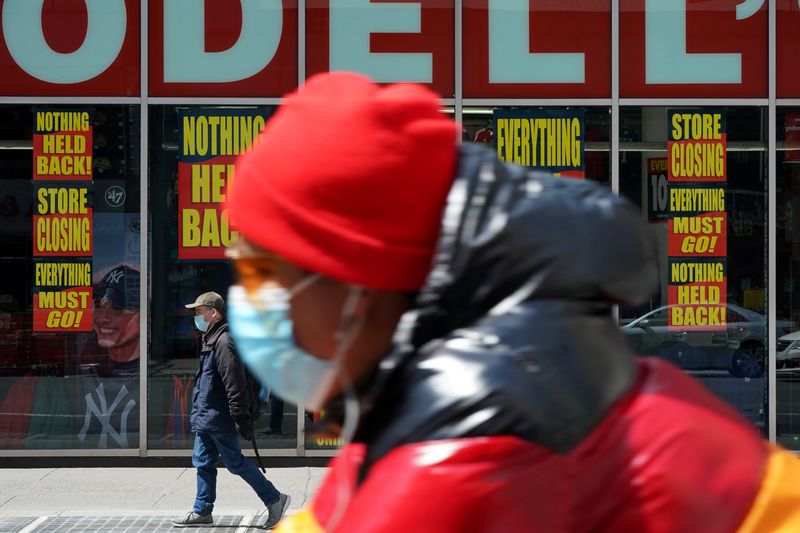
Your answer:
[278,145,800,532]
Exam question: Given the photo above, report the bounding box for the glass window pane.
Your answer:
[619,106,768,432]
[776,107,800,449]
[0,105,141,449]
[148,105,299,450]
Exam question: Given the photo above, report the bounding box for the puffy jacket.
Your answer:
[190,320,250,434]
[277,144,800,532]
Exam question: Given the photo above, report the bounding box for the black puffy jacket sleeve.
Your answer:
[215,331,250,421]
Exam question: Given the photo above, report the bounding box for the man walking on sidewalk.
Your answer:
[172,291,290,528]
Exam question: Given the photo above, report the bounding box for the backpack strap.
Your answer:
[252,438,266,473]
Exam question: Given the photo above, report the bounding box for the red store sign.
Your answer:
[0,0,791,98]
[778,0,800,97]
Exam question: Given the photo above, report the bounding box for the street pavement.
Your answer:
[0,466,327,532]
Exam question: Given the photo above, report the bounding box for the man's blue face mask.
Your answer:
[228,275,349,412]
[194,314,209,332]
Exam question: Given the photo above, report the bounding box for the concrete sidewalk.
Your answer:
[0,466,327,531]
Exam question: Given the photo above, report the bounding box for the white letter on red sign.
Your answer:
[488,0,584,83]
[645,0,742,84]
[329,0,431,83]
[2,0,126,84]
[164,0,282,83]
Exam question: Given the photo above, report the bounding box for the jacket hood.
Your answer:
[403,143,659,349]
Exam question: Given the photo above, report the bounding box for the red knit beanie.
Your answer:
[228,72,459,291]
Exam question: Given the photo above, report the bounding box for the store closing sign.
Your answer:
[665,109,728,331]
[0,0,783,97]
[32,109,95,332]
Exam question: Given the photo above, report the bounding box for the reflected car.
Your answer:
[776,330,800,369]
[621,304,792,379]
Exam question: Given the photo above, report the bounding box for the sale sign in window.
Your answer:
[493,109,585,179]
[177,108,268,259]
[32,109,94,332]
[666,109,728,331]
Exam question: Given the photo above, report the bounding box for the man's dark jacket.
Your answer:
[190,320,250,434]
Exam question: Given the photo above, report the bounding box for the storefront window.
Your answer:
[148,105,300,450]
[619,106,769,431]
[776,108,800,449]
[463,107,610,186]
[0,105,141,449]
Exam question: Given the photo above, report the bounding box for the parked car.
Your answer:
[621,304,793,378]
[776,330,800,369]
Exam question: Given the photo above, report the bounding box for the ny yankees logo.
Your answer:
[105,268,125,285]
[78,382,136,448]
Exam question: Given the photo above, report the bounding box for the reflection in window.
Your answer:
[619,106,769,433]
[776,108,800,449]
[148,105,299,450]
[0,105,141,449]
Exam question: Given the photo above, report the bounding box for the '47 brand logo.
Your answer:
[78,383,136,448]
[104,186,126,208]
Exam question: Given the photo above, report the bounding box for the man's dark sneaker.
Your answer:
[263,493,291,529]
[171,511,212,527]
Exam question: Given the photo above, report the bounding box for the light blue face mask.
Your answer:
[228,277,364,530]
[194,314,209,332]
[227,278,340,412]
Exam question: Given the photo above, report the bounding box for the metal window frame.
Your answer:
[0,0,783,458]
[139,0,149,457]
[768,0,777,443]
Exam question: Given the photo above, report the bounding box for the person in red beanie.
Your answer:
[225,72,800,532]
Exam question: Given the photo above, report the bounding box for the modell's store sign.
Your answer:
[0,0,797,98]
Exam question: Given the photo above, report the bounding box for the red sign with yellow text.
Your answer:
[33,285,93,332]
[177,109,268,259]
[667,258,727,331]
[33,213,94,258]
[33,111,93,181]
[667,212,727,258]
[667,111,726,182]
[667,109,727,331]
[31,109,94,332]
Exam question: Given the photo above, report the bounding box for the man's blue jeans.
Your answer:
[192,432,280,515]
